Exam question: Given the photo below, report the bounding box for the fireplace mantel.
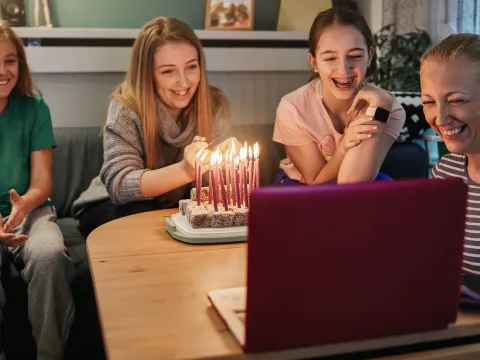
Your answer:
[13,27,310,73]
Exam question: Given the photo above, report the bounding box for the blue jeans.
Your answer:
[273,171,392,185]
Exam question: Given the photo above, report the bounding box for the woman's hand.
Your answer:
[215,137,242,155]
[0,212,28,248]
[347,84,394,119]
[192,136,242,156]
[182,141,211,178]
[4,190,29,234]
[338,115,379,155]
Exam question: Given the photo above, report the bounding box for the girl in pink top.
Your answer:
[273,7,405,184]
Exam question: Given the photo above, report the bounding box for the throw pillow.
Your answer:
[392,91,431,142]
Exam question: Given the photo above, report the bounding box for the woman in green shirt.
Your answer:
[0,24,74,360]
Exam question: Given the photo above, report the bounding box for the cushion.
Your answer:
[380,142,429,179]
[56,217,88,269]
[52,128,104,219]
[392,92,431,142]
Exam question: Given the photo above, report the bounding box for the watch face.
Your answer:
[375,108,390,123]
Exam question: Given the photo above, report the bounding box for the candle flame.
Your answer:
[234,155,239,167]
[232,140,236,156]
[254,142,259,159]
[196,146,205,159]
[229,150,233,162]
[210,151,215,165]
[240,147,246,162]
[218,153,223,165]
[200,151,208,163]
[249,146,252,160]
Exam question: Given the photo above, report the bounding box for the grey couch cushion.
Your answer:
[52,127,104,219]
[57,217,87,267]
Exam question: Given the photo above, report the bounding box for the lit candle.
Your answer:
[239,147,244,206]
[229,150,236,207]
[225,151,231,205]
[195,146,205,206]
[234,156,241,208]
[254,142,260,189]
[209,169,213,204]
[248,146,253,191]
[218,154,228,211]
[214,148,221,209]
[211,152,218,212]
[242,148,249,208]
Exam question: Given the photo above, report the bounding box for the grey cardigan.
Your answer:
[72,99,230,219]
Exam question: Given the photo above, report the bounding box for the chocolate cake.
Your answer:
[180,186,249,228]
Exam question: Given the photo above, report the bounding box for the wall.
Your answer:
[357,0,383,33]
[277,0,331,31]
[25,0,281,30]
[34,71,308,128]
[26,0,383,128]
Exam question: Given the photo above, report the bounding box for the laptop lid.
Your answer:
[245,178,467,353]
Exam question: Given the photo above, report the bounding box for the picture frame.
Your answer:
[205,0,254,30]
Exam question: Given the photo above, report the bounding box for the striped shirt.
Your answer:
[430,153,480,274]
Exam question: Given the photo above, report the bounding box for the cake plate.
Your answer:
[165,212,247,244]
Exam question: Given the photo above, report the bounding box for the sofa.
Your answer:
[1,123,429,359]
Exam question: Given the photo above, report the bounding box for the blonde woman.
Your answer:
[74,17,238,236]
[421,34,480,278]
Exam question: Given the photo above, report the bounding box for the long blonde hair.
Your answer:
[421,33,480,67]
[0,21,37,97]
[110,17,227,169]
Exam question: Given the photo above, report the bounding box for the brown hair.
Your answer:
[308,7,377,81]
[421,33,480,67]
[0,21,37,97]
[109,17,227,169]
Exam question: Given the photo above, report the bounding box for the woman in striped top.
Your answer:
[420,34,480,275]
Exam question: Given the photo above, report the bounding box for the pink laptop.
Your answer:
[209,178,468,354]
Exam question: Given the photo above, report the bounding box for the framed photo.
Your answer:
[205,0,254,30]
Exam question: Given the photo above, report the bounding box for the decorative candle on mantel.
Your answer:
[195,146,205,206]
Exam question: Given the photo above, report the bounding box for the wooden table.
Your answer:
[87,209,480,360]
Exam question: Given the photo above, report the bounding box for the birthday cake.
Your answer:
[179,188,249,228]
[177,142,259,229]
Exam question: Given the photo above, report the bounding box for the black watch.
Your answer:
[366,106,390,123]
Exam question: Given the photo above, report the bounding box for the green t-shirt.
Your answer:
[0,94,56,218]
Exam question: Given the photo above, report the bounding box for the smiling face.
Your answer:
[0,38,18,102]
[153,40,200,119]
[309,24,371,101]
[420,59,480,154]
